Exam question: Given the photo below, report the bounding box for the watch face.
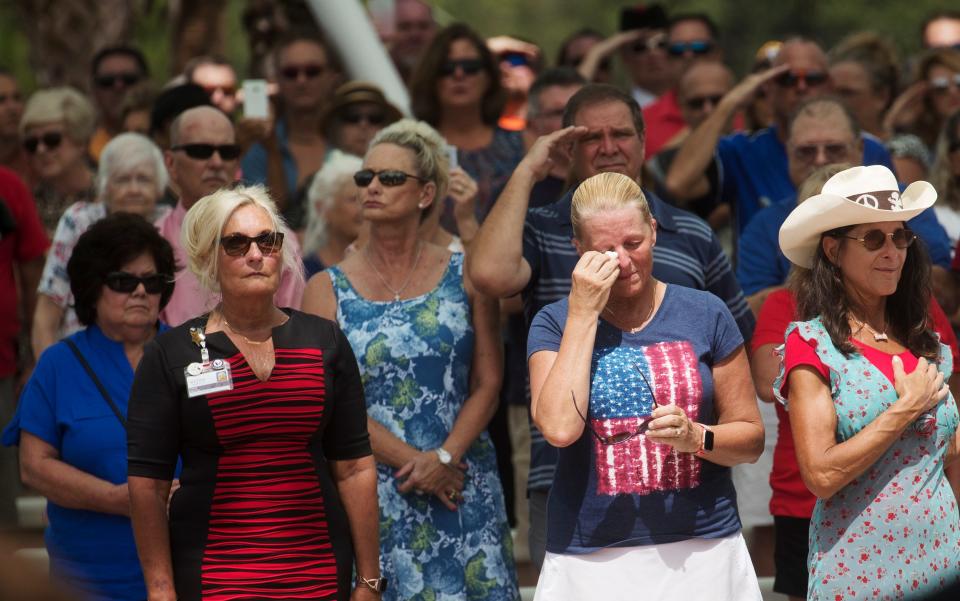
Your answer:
[703,428,715,451]
[435,447,452,464]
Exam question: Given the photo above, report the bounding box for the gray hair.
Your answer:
[304,151,363,255]
[95,132,169,200]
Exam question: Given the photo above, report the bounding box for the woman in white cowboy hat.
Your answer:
[776,164,960,600]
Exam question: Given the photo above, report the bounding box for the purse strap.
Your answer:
[63,339,127,428]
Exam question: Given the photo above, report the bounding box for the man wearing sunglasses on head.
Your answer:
[158,106,304,326]
[666,37,896,235]
[89,46,149,163]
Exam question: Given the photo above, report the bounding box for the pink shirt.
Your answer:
[156,202,305,326]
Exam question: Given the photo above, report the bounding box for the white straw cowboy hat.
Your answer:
[779,165,937,268]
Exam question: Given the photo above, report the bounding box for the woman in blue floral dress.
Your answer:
[303,119,519,601]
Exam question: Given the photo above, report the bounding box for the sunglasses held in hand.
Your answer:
[571,365,659,446]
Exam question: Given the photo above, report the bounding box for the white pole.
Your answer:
[303,0,412,116]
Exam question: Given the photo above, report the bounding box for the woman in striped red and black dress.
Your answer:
[127,185,384,601]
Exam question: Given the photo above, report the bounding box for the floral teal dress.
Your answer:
[328,253,519,601]
[775,318,960,600]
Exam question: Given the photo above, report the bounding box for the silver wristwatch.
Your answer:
[434,447,452,465]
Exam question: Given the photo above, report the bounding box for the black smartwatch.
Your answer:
[357,575,388,593]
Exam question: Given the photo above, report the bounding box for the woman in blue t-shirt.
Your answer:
[527,172,765,600]
[3,214,175,601]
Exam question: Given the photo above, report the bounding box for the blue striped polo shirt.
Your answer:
[521,188,755,492]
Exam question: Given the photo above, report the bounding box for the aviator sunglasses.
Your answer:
[572,365,659,446]
[839,227,916,251]
[104,272,171,294]
[354,169,427,187]
[23,132,63,154]
[219,231,285,257]
[170,143,242,161]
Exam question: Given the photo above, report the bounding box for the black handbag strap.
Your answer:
[63,339,127,428]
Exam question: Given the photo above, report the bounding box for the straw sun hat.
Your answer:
[778,165,937,269]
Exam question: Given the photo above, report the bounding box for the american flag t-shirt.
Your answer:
[589,341,703,496]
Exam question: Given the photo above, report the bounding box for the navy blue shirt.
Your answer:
[718,127,895,233]
[521,188,754,492]
[2,324,167,601]
[736,196,951,296]
[527,286,743,552]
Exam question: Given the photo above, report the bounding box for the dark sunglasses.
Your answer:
[220,231,285,257]
[23,132,63,154]
[0,92,22,104]
[841,228,916,251]
[572,365,659,446]
[170,143,242,161]
[439,58,484,77]
[280,64,325,80]
[929,74,960,94]
[776,70,829,88]
[685,94,723,110]
[667,40,714,57]
[354,169,427,187]
[791,142,851,164]
[104,272,170,294]
[95,73,141,88]
[342,111,386,126]
[501,52,529,67]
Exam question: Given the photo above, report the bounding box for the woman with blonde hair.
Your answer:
[19,87,96,235]
[528,171,764,600]
[302,119,518,600]
[126,185,384,600]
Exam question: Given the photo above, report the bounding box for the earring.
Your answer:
[418,203,426,208]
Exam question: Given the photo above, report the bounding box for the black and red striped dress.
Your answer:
[127,310,371,601]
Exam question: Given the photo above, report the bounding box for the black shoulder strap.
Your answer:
[63,339,127,428]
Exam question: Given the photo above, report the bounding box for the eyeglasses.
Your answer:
[667,40,714,57]
[684,94,723,111]
[104,272,170,294]
[439,59,484,77]
[790,142,852,164]
[280,64,325,80]
[572,365,659,446]
[929,74,960,94]
[23,132,63,154]
[353,169,427,187]
[0,92,22,104]
[631,34,668,54]
[170,143,242,161]
[775,70,829,88]
[341,110,386,126]
[95,72,141,88]
[219,231,285,257]
[841,228,916,251]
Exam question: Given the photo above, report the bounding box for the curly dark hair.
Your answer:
[409,23,505,128]
[67,212,177,326]
[790,227,940,361]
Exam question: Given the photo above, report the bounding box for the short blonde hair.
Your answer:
[369,118,450,204]
[19,86,96,142]
[571,172,650,240]
[181,184,303,293]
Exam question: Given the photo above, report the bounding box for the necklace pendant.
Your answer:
[874,332,888,342]
[394,293,401,302]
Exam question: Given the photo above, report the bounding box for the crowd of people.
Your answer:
[2,1,960,600]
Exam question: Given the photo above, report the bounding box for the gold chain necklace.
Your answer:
[602,293,657,334]
[220,311,288,345]
[362,241,424,302]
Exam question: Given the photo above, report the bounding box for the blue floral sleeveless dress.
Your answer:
[328,253,519,601]
[774,318,960,600]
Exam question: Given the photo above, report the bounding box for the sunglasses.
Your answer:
[104,271,170,294]
[341,110,386,126]
[219,231,285,257]
[280,64,325,80]
[95,73,141,88]
[0,92,22,104]
[775,70,829,88]
[929,74,960,94]
[685,94,723,111]
[170,143,242,161]
[791,142,851,164]
[501,52,529,67]
[23,132,63,154]
[439,58,484,77]
[354,169,427,187]
[667,40,714,57]
[841,228,916,251]
[572,365,659,446]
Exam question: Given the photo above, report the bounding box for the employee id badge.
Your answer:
[185,358,233,398]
